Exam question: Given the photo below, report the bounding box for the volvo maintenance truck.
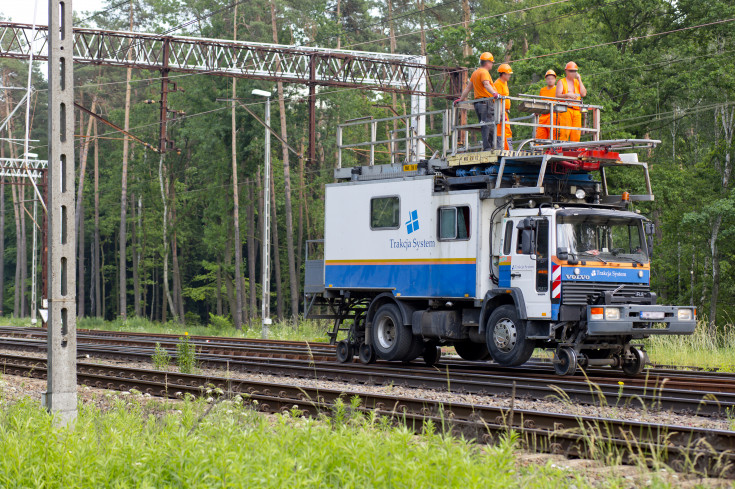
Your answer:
[304,94,696,375]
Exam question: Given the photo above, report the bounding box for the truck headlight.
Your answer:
[677,309,693,321]
[605,308,621,320]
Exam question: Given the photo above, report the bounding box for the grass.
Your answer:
[645,320,735,371]
[176,334,197,374]
[0,392,698,489]
[152,342,172,371]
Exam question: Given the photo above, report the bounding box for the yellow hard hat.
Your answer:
[544,69,557,78]
[479,52,494,62]
[498,63,513,74]
[565,61,579,71]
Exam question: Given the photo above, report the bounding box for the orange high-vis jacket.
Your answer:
[561,78,581,110]
[470,68,494,99]
[494,78,510,111]
[538,85,556,125]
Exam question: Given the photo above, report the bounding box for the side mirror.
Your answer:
[521,229,535,255]
[644,222,655,236]
[557,247,569,261]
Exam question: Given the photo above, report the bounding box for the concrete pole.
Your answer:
[261,97,271,338]
[45,0,77,425]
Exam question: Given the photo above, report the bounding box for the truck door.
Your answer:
[510,217,551,319]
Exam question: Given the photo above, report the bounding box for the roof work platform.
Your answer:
[333,94,658,205]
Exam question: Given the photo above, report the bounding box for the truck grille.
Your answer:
[562,282,651,306]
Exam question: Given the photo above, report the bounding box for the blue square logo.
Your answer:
[406,210,419,234]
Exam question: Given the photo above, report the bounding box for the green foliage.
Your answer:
[0,397,678,488]
[207,313,233,332]
[176,334,197,374]
[152,342,172,371]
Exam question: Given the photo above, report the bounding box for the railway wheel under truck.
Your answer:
[485,305,536,367]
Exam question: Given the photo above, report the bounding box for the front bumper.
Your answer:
[586,305,696,336]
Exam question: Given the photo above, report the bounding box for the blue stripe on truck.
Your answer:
[324,263,476,298]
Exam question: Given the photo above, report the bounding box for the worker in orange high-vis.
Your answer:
[494,63,513,150]
[536,69,557,141]
[556,61,587,142]
[457,52,500,151]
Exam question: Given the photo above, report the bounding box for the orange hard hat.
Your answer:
[498,63,513,74]
[565,61,579,71]
[544,69,557,78]
[479,52,494,62]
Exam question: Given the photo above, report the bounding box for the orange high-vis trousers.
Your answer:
[536,113,555,140]
[497,112,512,150]
[558,109,581,142]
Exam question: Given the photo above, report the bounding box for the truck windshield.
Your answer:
[556,215,648,263]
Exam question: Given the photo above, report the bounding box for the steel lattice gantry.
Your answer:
[0,22,463,160]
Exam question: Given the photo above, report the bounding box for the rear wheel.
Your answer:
[454,341,491,361]
[371,303,414,361]
[486,305,535,367]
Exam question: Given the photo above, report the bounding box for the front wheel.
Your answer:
[485,305,535,367]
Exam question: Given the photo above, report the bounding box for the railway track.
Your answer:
[0,351,732,477]
[1,327,734,416]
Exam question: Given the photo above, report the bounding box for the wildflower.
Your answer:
[618,381,624,386]
[184,332,189,336]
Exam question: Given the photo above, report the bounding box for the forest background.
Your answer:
[1,0,733,333]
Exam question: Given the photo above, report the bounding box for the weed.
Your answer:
[176,333,197,374]
[151,342,171,371]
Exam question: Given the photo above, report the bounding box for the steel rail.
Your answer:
[0,352,732,477]
[0,335,732,416]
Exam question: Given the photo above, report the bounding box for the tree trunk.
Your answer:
[158,154,177,323]
[76,95,97,318]
[19,184,27,316]
[270,0,299,321]
[172,232,185,322]
[133,193,142,316]
[230,5,244,330]
[270,168,284,320]
[119,2,134,320]
[11,180,20,317]
[247,182,257,319]
[216,261,223,316]
[709,215,722,335]
[462,0,472,58]
[0,177,5,317]
[224,235,235,319]
[93,119,102,317]
[77,199,85,317]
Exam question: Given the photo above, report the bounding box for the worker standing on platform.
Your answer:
[494,63,513,150]
[456,52,500,151]
[536,69,557,141]
[556,61,587,142]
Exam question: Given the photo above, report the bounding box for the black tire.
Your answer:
[358,343,376,364]
[336,340,353,363]
[370,303,414,361]
[454,341,491,361]
[402,338,425,364]
[485,305,535,367]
